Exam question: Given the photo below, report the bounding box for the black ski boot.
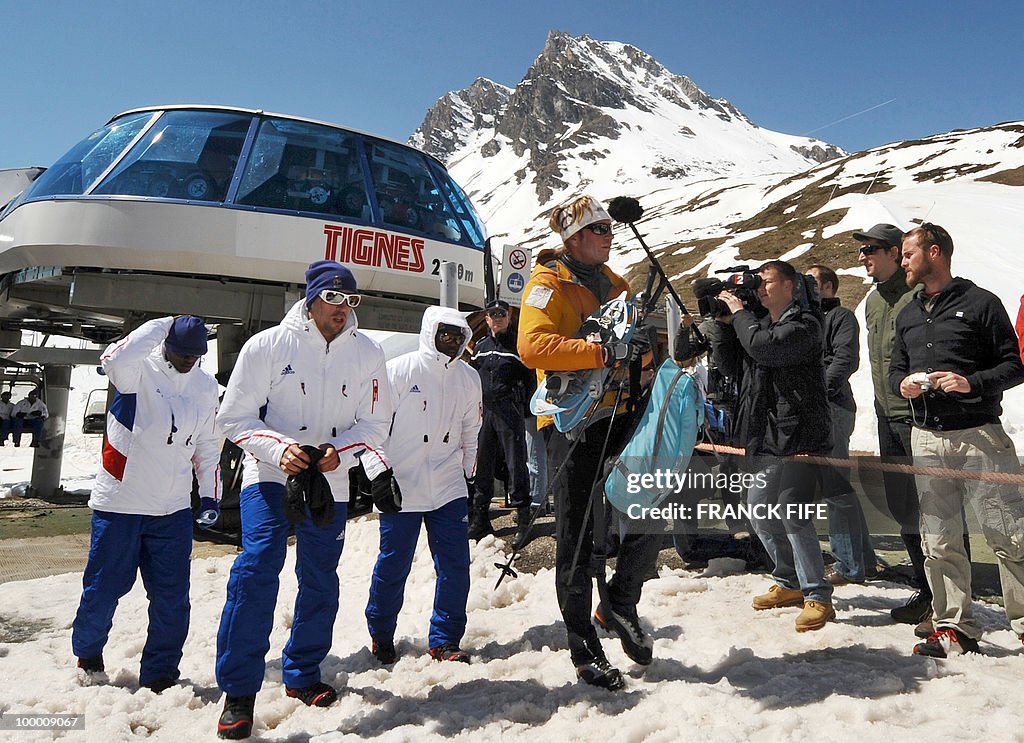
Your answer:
[468,507,493,541]
[574,641,624,691]
[511,505,535,550]
[217,694,256,740]
[594,602,653,665]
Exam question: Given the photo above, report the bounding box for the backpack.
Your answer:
[605,359,704,512]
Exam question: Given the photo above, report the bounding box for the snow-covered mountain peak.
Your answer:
[411,30,844,228]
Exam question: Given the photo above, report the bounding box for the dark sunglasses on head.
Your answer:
[486,309,508,318]
[319,289,361,307]
[583,223,613,236]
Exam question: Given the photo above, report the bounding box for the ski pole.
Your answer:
[492,399,601,589]
[493,367,629,589]
[561,381,626,613]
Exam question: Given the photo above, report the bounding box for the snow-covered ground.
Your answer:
[1,517,1022,742]
[2,369,1023,740]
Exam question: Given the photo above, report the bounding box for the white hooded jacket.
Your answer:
[218,299,392,499]
[386,306,482,512]
[90,317,221,516]
[13,397,48,419]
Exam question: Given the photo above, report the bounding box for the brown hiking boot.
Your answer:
[914,617,935,639]
[752,584,804,611]
[795,601,836,632]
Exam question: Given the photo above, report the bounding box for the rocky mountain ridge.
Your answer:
[411,31,844,210]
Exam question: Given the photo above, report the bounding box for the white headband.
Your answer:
[557,197,611,241]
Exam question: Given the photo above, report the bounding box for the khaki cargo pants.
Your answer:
[912,423,1024,639]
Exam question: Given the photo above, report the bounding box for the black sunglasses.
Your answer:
[858,244,893,256]
[486,309,508,318]
[583,223,613,236]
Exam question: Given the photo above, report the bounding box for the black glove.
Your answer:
[370,468,403,513]
[16,412,26,419]
[29,410,42,418]
[602,339,634,367]
[284,446,335,527]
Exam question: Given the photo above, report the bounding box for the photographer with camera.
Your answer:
[712,260,835,632]
[890,223,1024,658]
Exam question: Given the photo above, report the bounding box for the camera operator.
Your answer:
[890,222,1024,658]
[714,260,835,632]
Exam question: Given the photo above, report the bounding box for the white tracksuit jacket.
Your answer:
[218,299,392,499]
[90,317,221,515]
[386,306,482,512]
[13,398,48,419]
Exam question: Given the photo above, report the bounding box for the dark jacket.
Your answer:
[889,277,1024,430]
[730,302,831,456]
[866,268,916,419]
[704,315,754,446]
[470,329,532,420]
[821,297,859,412]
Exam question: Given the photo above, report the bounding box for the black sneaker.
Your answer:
[429,643,470,663]
[144,677,176,694]
[371,638,397,665]
[217,694,256,740]
[913,627,980,658]
[891,591,933,624]
[864,556,889,580]
[77,655,104,673]
[594,603,653,665]
[575,654,625,690]
[285,681,337,707]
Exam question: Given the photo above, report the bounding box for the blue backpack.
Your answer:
[605,359,704,512]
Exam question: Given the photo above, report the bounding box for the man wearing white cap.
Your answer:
[518,194,658,691]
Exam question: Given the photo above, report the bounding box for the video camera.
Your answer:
[692,266,762,318]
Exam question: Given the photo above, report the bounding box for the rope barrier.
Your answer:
[694,442,1024,486]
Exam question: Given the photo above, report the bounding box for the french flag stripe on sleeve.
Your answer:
[101,392,136,482]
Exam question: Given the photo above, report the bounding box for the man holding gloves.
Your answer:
[71,315,220,692]
[215,260,393,740]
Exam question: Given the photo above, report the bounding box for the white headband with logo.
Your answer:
[557,198,611,241]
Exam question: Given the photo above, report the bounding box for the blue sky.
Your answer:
[2,1,1021,167]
